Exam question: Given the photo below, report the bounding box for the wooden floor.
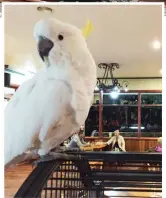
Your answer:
[5,164,33,198]
[5,164,162,198]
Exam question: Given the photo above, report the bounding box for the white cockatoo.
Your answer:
[5,18,96,167]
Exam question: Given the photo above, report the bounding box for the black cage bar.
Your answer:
[14,152,162,198]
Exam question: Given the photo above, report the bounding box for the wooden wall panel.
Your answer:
[125,138,157,152]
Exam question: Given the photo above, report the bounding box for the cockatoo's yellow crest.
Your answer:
[81,19,94,38]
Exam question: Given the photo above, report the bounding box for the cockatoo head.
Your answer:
[34,18,92,67]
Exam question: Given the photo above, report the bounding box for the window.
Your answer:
[103,106,138,137]
[141,93,162,137]
[141,93,162,104]
[85,91,162,137]
[141,106,162,137]
[85,106,99,136]
[103,93,138,105]
[102,93,139,137]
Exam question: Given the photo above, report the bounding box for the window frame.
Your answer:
[92,90,162,137]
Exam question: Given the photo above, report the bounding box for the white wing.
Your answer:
[5,73,76,165]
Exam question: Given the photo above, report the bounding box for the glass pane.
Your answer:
[103,93,138,105]
[141,106,162,137]
[141,93,162,104]
[85,105,99,136]
[93,94,100,105]
[103,106,138,137]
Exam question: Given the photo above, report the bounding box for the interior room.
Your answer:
[4,4,162,198]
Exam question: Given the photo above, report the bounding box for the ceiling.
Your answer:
[4,4,162,77]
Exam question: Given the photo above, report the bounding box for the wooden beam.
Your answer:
[138,93,141,137]
[99,91,103,137]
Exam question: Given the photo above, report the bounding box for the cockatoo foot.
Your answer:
[64,147,81,152]
[32,152,81,167]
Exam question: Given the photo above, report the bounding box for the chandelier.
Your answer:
[95,63,129,96]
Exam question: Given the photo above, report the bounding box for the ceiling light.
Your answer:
[110,91,119,99]
[37,6,53,13]
[113,86,118,91]
[97,63,129,93]
[94,85,99,91]
[152,40,161,50]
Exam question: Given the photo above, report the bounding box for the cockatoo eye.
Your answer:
[58,34,64,41]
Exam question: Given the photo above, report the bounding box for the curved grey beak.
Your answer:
[37,36,54,62]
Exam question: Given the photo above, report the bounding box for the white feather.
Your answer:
[5,18,97,166]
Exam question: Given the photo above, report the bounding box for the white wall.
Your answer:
[118,79,162,90]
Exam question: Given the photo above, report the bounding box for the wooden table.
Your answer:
[81,143,106,151]
[85,137,158,152]
[81,143,106,170]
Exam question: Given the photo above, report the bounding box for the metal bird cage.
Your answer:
[14,152,162,198]
[40,161,102,198]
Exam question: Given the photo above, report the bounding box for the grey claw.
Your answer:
[32,155,49,167]
[32,160,39,168]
